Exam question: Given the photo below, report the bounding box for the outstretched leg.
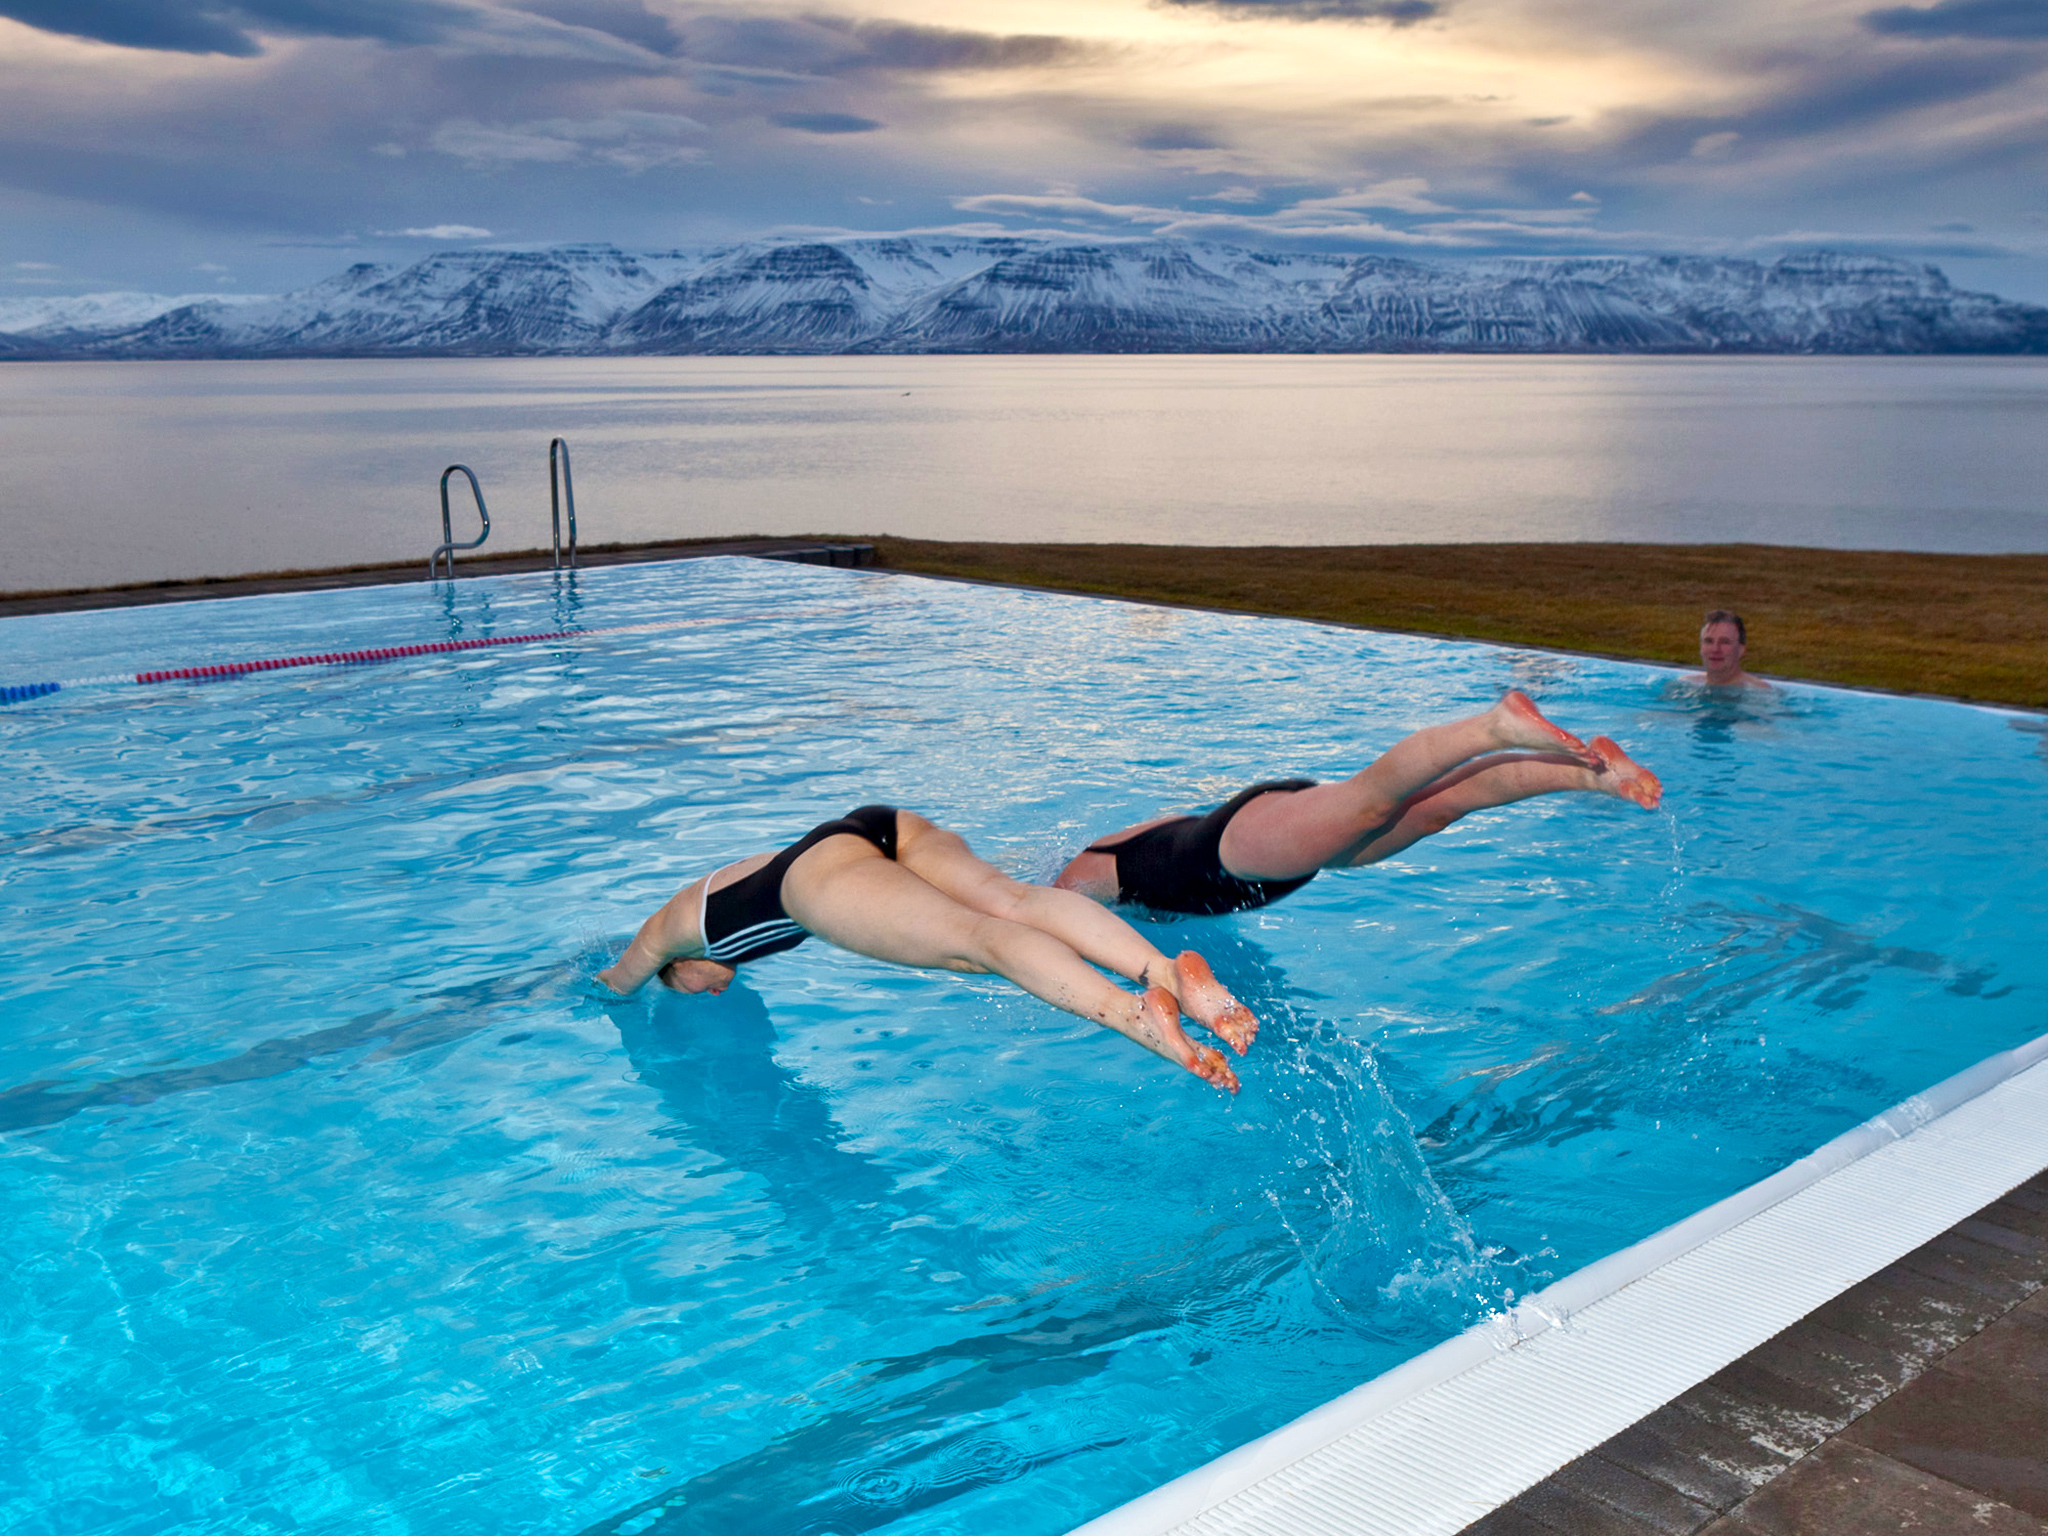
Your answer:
[1339,736,1661,867]
[894,814,1259,1053]
[783,839,1242,1091]
[1220,690,1599,881]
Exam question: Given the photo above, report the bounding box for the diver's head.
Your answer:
[660,957,738,994]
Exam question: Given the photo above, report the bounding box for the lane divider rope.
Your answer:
[0,617,728,706]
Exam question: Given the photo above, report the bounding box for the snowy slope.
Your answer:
[0,290,272,338]
[11,240,2046,356]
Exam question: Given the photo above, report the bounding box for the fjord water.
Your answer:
[2,560,2043,1536]
[5,353,2048,592]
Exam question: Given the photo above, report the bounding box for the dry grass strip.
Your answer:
[863,539,2048,710]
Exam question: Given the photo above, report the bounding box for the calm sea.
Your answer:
[4,354,2046,592]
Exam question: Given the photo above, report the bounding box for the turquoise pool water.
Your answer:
[3,558,2042,1535]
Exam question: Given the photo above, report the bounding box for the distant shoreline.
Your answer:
[6,536,2043,712]
[4,241,2042,360]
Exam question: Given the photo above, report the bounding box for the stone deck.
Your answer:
[1461,1172,2048,1536]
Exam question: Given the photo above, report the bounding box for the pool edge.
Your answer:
[1070,1029,2048,1536]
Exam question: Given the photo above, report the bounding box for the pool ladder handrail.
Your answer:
[428,464,490,580]
[549,437,577,571]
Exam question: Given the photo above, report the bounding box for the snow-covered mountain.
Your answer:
[6,239,2044,357]
[0,290,272,342]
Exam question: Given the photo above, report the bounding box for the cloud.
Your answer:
[664,13,1095,79]
[377,223,492,237]
[15,260,58,270]
[1862,0,2048,39]
[949,188,1485,245]
[1154,0,1441,24]
[839,20,1090,72]
[1294,178,1455,214]
[0,0,471,56]
[771,111,883,134]
[508,0,677,54]
[430,110,705,169]
[1132,125,1226,151]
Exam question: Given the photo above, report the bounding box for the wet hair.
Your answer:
[1701,609,1746,643]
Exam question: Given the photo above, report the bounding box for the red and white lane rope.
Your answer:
[2,617,729,705]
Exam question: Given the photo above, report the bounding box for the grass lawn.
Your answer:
[861,538,2048,711]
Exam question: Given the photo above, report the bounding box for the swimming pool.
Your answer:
[3,558,2042,1535]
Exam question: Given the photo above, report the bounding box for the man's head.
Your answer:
[1699,609,1748,684]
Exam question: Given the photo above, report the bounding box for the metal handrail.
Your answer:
[428,464,490,580]
[548,437,577,571]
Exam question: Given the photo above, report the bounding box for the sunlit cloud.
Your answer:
[0,0,2042,298]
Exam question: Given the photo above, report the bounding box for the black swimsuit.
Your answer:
[700,805,900,966]
[1088,779,1318,916]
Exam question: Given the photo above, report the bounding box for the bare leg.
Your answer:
[1340,738,1662,867]
[1220,691,1598,880]
[896,815,1259,1053]
[784,840,1241,1091]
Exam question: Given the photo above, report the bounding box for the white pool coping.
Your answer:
[1073,1028,2048,1536]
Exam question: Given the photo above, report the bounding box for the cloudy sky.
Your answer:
[3,0,2046,301]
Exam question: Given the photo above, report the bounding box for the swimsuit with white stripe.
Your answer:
[695,805,901,968]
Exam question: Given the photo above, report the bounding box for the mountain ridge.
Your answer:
[5,238,2044,357]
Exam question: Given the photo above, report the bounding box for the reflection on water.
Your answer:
[1651,677,1807,748]
[5,355,2048,591]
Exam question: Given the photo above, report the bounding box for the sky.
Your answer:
[3,0,2046,302]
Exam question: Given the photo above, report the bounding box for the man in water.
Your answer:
[1689,609,1771,690]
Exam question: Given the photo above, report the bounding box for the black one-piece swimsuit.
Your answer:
[1087,779,1317,916]
[699,805,899,966]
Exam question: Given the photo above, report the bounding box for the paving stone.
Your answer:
[1893,1228,2045,1307]
[1740,1322,1917,1421]
[1957,1213,2048,1264]
[1844,1358,2048,1518]
[1706,1354,1864,1442]
[1938,1301,2048,1388]
[1594,1412,1765,1512]
[1664,1378,1834,1466]
[1512,1470,1678,1536]
[1991,1188,2048,1237]
[1554,1452,1719,1534]
[1459,1502,1560,1536]
[1700,1439,2048,1536]
[1808,1266,2006,1361]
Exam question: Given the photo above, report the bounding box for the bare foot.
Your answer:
[1174,951,1259,1055]
[1138,984,1240,1093]
[1589,736,1663,809]
[1492,690,1595,761]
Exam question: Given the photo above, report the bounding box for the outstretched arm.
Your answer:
[597,874,713,995]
